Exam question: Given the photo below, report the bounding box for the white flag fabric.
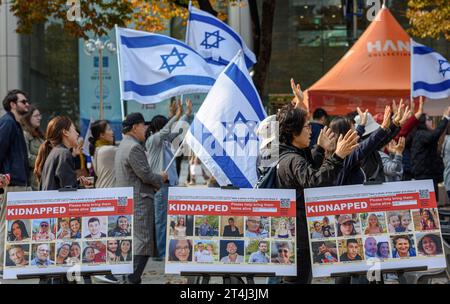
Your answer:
[116,27,222,104]
[187,5,256,70]
[185,51,266,188]
[411,40,450,99]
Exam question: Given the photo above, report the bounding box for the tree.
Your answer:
[406,0,450,39]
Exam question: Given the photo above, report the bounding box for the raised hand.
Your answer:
[415,96,424,119]
[317,126,336,151]
[169,100,177,117]
[175,100,183,119]
[381,105,392,130]
[393,99,405,126]
[356,107,368,126]
[394,137,406,154]
[186,98,193,116]
[335,129,359,159]
[399,105,412,126]
[290,78,306,110]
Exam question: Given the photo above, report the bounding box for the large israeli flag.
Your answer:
[185,51,266,188]
[187,5,257,70]
[116,27,222,104]
[411,40,450,99]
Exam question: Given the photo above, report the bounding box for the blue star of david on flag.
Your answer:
[159,47,188,73]
[438,59,450,77]
[222,112,258,149]
[200,30,225,49]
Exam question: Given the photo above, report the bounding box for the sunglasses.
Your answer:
[17,99,29,105]
[40,223,49,227]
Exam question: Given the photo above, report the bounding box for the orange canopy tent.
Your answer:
[306,6,412,115]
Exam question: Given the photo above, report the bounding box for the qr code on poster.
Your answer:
[118,196,128,206]
[419,189,429,199]
[280,198,291,208]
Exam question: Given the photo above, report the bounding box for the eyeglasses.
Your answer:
[17,99,29,105]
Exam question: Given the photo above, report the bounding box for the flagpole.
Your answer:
[410,38,414,104]
[115,24,126,121]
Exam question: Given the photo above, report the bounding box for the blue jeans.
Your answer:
[154,184,169,258]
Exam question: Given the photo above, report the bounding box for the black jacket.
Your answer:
[411,117,449,181]
[40,144,78,190]
[276,144,344,248]
[0,112,29,186]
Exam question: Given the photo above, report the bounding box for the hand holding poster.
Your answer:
[165,187,297,276]
[304,180,447,278]
[3,188,134,279]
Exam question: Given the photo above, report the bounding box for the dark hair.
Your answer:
[258,241,268,247]
[376,241,389,257]
[69,243,81,258]
[145,115,168,141]
[82,246,95,263]
[21,105,44,139]
[417,234,442,255]
[417,113,429,131]
[330,117,352,137]
[118,240,132,261]
[393,235,413,247]
[88,217,100,225]
[420,209,436,227]
[276,104,308,144]
[34,116,74,180]
[228,217,235,222]
[8,220,30,241]
[346,238,359,246]
[88,120,110,156]
[115,216,128,230]
[69,218,80,225]
[107,240,119,255]
[57,244,71,260]
[168,239,192,262]
[2,89,28,111]
[313,108,328,120]
[345,111,358,125]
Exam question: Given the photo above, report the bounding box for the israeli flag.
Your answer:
[187,5,257,70]
[185,51,266,188]
[411,40,450,99]
[116,27,222,104]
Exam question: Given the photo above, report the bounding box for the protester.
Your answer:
[115,112,167,284]
[443,126,450,199]
[145,100,191,259]
[275,103,359,283]
[0,90,31,270]
[21,105,44,190]
[248,241,270,263]
[35,116,92,190]
[379,137,405,182]
[411,106,450,200]
[89,120,117,188]
[309,108,328,148]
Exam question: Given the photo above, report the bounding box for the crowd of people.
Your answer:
[1,84,450,285]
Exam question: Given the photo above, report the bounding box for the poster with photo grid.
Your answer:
[165,187,297,276]
[304,180,447,278]
[3,187,133,279]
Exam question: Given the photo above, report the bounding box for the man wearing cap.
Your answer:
[337,214,358,237]
[115,112,168,284]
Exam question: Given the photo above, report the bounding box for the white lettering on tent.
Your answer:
[367,41,382,53]
[397,40,410,52]
[368,40,410,54]
[383,40,397,52]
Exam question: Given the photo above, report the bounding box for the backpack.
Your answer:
[255,152,295,189]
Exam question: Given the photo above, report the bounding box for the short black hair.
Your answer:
[88,217,100,225]
[346,239,358,246]
[2,89,28,111]
[277,104,308,145]
[313,108,328,120]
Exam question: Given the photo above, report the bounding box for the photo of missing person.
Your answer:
[32,219,56,241]
[168,215,194,237]
[82,241,107,264]
[270,241,295,264]
[56,241,82,265]
[194,215,219,237]
[56,218,72,239]
[363,236,391,260]
[83,216,107,239]
[416,233,443,256]
[308,216,335,239]
[219,240,245,263]
[31,243,55,266]
[391,235,417,258]
[7,219,31,242]
[271,217,296,239]
[108,215,132,237]
[220,216,244,237]
[193,240,218,263]
[311,241,338,264]
[5,244,30,267]
[338,238,364,262]
[68,217,82,239]
[245,216,269,238]
[412,209,439,231]
[335,214,361,237]
[168,239,193,262]
[387,211,413,233]
[361,212,387,235]
[245,240,270,264]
